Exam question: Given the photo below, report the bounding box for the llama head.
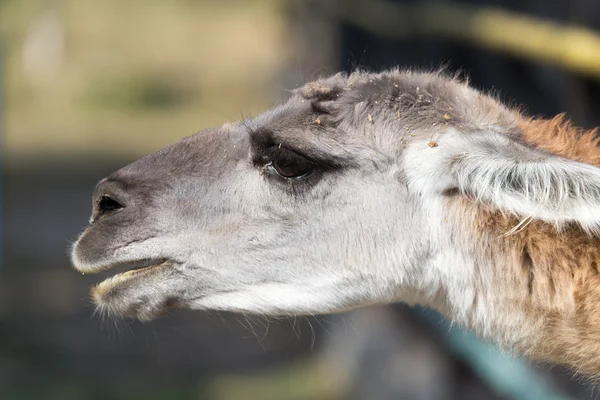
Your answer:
[70,70,600,321]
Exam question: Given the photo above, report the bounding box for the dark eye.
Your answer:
[268,147,314,179]
[98,195,123,213]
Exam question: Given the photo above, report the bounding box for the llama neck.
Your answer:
[435,200,600,375]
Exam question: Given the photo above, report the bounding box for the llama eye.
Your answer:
[267,147,314,179]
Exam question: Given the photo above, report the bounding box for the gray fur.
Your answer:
[70,69,600,325]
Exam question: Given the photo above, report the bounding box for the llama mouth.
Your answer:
[92,259,173,297]
[88,258,172,288]
[96,258,171,278]
[80,257,170,275]
[91,259,177,320]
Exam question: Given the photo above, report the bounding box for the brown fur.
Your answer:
[468,200,600,376]
[466,115,600,375]
[519,114,600,166]
[447,111,600,374]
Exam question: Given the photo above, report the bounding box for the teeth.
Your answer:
[78,258,169,275]
[126,258,169,271]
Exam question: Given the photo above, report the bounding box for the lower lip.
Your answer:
[93,261,171,297]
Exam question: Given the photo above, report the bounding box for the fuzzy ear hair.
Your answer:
[406,130,600,232]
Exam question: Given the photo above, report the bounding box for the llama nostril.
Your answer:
[94,194,125,221]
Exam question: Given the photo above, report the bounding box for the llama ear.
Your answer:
[405,130,600,232]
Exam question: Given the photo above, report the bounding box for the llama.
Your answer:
[71,69,600,377]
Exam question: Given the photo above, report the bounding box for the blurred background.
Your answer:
[2,0,600,399]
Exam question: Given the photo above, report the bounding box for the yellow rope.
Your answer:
[321,1,600,79]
